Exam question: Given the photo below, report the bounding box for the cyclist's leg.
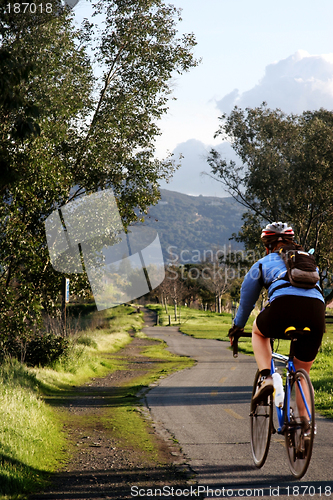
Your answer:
[251,319,274,403]
[293,357,314,420]
[293,357,313,375]
[293,325,322,421]
[252,318,272,372]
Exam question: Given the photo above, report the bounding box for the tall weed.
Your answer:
[0,359,66,496]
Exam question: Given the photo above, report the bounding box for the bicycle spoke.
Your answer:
[250,370,273,468]
[284,369,315,479]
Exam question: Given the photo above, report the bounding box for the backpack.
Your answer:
[274,246,320,290]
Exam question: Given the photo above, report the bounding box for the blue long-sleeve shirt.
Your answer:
[234,252,324,328]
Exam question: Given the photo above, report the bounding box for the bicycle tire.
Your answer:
[250,369,273,468]
[284,368,315,479]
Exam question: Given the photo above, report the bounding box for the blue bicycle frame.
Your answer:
[271,353,312,434]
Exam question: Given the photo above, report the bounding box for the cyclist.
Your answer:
[228,222,325,406]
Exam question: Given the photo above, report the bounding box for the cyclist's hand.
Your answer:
[228,324,244,346]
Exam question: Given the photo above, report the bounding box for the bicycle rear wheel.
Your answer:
[284,368,315,479]
[250,370,273,468]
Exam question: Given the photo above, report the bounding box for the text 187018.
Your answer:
[5,3,53,14]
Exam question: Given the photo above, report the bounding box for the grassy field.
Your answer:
[148,303,255,339]
[0,304,193,499]
[148,304,333,419]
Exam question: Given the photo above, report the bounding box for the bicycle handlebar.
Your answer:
[232,335,238,358]
[232,330,308,358]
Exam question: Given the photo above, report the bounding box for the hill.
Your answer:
[143,189,244,264]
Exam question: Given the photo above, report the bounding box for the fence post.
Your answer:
[61,277,67,335]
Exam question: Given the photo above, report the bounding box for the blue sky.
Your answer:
[73,0,333,197]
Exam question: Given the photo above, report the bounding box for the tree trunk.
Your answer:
[217,294,222,313]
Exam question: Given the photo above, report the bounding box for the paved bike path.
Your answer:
[144,325,333,498]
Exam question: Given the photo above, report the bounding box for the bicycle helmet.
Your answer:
[261,222,294,248]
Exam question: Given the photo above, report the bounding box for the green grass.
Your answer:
[147,304,255,339]
[103,406,161,461]
[100,339,194,465]
[310,333,333,418]
[0,304,143,498]
[0,360,67,498]
[0,304,195,499]
[323,321,333,342]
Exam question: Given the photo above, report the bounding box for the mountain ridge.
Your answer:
[143,189,244,264]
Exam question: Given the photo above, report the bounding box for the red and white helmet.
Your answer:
[261,222,294,247]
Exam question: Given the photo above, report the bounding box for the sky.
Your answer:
[73,0,333,198]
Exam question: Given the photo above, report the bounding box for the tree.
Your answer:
[0,0,198,340]
[195,259,226,313]
[207,105,333,300]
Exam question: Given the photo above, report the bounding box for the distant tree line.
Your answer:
[146,250,249,313]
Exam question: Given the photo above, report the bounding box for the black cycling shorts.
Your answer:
[256,295,325,362]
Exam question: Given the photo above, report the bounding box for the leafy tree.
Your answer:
[207,105,333,300]
[0,0,198,341]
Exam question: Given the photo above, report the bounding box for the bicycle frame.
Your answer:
[271,352,313,434]
[234,330,316,478]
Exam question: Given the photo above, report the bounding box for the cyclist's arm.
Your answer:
[233,262,262,328]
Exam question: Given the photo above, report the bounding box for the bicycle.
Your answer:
[232,328,316,479]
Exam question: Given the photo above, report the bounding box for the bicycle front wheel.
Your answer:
[284,368,315,479]
[250,370,273,468]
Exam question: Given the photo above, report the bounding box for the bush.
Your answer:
[77,336,98,349]
[0,333,70,367]
[25,333,70,366]
[66,303,97,317]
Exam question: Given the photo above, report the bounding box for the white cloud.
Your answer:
[216,51,333,114]
[159,51,333,198]
[158,139,236,197]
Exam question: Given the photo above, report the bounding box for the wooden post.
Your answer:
[62,278,70,335]
[61,277,67,335]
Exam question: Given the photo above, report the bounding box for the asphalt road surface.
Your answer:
[144,324,333,499]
